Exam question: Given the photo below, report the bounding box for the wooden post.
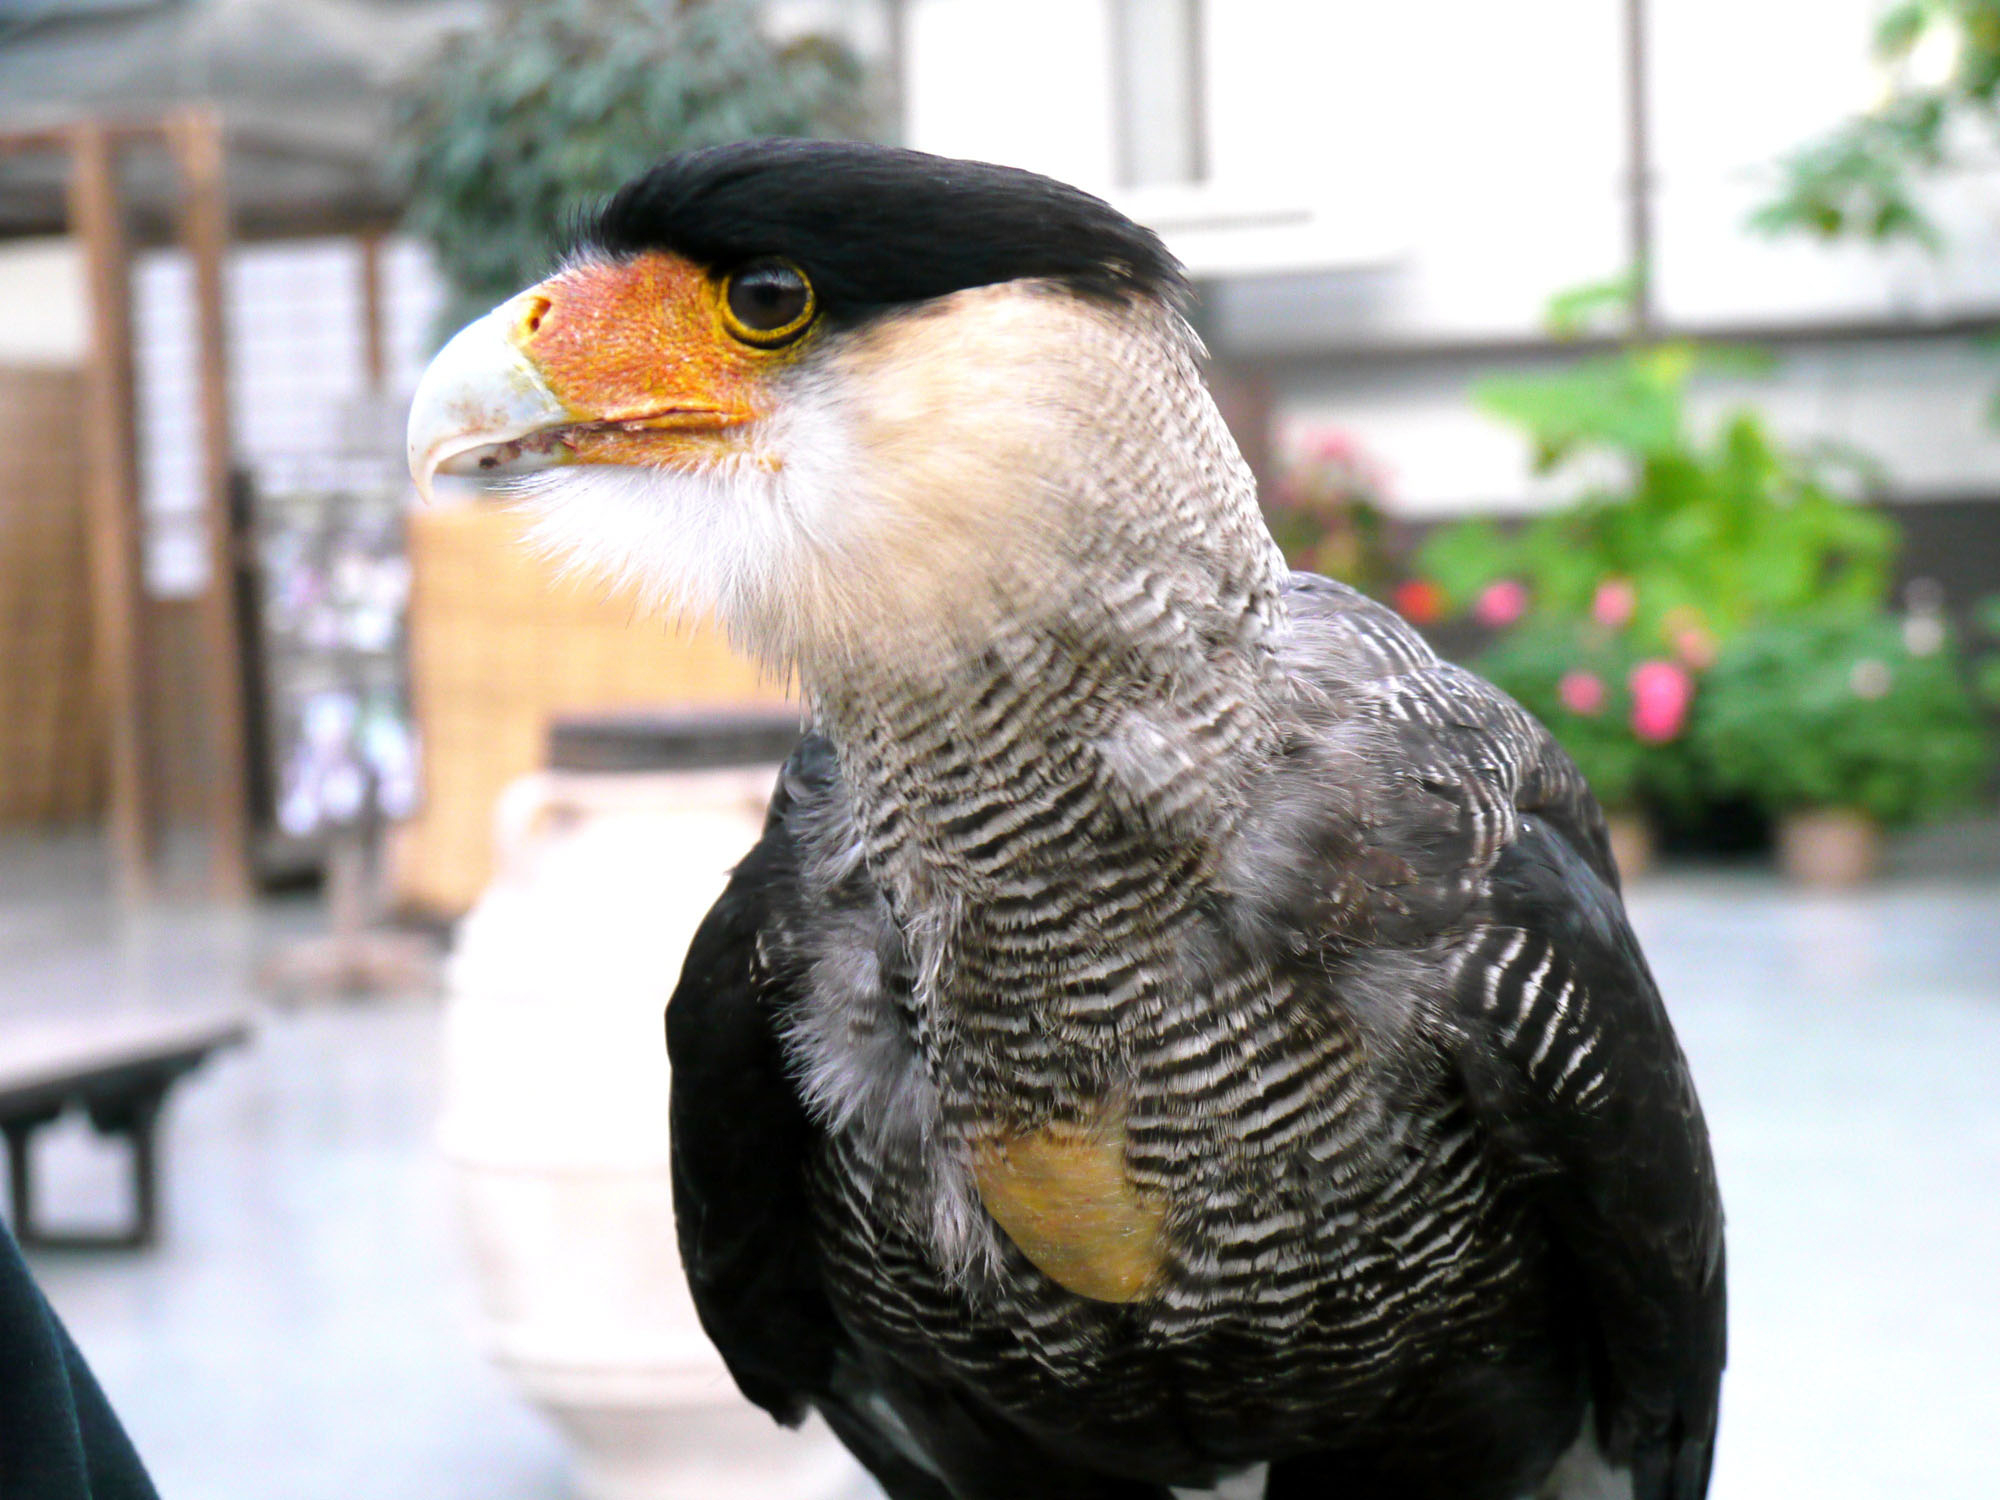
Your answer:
[359,230,388,391]
[66,122,154,903]
[170,108,253,900]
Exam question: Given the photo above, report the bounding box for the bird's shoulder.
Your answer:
[1230,572,1616,945]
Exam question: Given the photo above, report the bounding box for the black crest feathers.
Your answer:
[580,139,1187,322]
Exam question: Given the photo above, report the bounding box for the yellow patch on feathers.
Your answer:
[971,1107,1166,1303]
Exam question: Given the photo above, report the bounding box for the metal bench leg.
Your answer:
[126,1101,160,1248]
[3,1110,61,1247]
[83,1087,166,1250]
[2,1089,169,1251]
[5,1120,35,1239]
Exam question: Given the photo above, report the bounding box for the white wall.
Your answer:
[0,239,88,365]
[900,0,2000,511]
[903,0,2000,336]
[905,0,1121,191]
[1650,0,2000,325]
[904,0,1629,333]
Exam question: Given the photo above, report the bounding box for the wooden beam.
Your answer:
[66,122,155,903]
[169,108,254,900]
[0,119,171,159]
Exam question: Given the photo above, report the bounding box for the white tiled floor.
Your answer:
[4,834,1997,1499]
[1,839,569,1500]
[1630,874,2000,1500]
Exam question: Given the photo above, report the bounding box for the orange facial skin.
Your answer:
[509,251,789,468]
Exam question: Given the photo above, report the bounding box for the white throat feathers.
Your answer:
[509,279,1288,703]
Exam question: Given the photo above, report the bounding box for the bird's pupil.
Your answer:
[728,262,809,333]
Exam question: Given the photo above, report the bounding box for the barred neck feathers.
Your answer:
[794,288,1289,898]
[798,282,1285,696]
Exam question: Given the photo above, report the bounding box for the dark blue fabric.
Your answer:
[0,1220,156,1500]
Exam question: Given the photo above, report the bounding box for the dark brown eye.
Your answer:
[721,259,815,346]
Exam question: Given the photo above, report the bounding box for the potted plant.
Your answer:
[1406,304,1905,853]
[1692,609,1991,884]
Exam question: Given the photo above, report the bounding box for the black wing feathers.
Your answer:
[1452,815,1725,1500]
[665,745,838,1424]
[1278,580,1722,1499]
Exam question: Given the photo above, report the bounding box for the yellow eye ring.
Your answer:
[719,258,816,347]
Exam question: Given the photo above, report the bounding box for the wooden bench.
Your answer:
[0,1012,250,1249]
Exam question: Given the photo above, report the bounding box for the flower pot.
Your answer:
[1776,808,1882,887]
[1603,810,1654,884]
[442,747,859,1500]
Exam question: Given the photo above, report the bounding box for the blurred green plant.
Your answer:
[1750,1,2000,250]
[1415,341,1897,648]
[1398,278,1928,823]
[1692,609,1991,825]
[1540,270,1645,340]
[393,0,872,336]
[1978,595,2000,701]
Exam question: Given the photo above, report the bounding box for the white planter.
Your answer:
[441,765,861,1500]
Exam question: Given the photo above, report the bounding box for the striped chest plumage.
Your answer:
[778,645,1576,1467]
[794,918,1570,1469]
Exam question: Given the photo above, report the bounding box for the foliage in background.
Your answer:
[1751,0,2000,249]
[1694,610,1990,824]
[1416,341,1897,649]
[1398,282,1940,820]
[393,0,872,336]
[1262,432,1406,596]
[1979,595,2000,702]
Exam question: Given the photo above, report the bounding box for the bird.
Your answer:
[407,139,1725,1500]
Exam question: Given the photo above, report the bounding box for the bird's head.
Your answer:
[408,140,1278,684]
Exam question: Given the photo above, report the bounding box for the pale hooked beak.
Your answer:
[406,295,572,502]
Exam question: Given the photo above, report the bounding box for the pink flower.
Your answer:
[1308,430,1357,464]
[1629,659,1693,743]
[1671,624,1716,671]
[1558,669,1606,716]
[1658,606,1715,669]
[1474,579,1529,627]
[1591,578,1637,628]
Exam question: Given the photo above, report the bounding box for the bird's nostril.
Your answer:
[519,295,552,338]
